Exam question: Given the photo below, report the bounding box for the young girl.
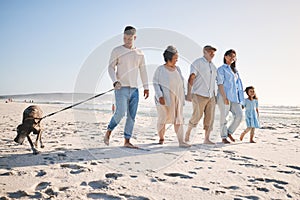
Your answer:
[240,86,260,143]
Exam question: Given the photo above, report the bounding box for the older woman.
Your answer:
[217,49,244,144]
[153,46,190,147]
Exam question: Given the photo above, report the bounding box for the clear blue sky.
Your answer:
[1,0,299,106]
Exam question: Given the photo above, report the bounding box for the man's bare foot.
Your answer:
[250,140,256,143]
[222,138,230,144]
[124,142,138,149]
[179,142,191,148]
[104,130,111,145]
[228,134,235,142]
[158,139,164,144]
[203,140,215,145]
[240,132,246,141]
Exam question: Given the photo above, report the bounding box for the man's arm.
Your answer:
[139,55,149,99]
[108,49,119,87]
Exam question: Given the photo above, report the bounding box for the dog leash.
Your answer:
[38,88,114,122]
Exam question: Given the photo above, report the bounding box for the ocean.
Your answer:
[1,92,299,128]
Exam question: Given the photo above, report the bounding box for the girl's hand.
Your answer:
[159,97,166,105]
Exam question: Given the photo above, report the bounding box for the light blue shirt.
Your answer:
[217,64,244,104]
[190,57,217,98]
[153,65,185,106]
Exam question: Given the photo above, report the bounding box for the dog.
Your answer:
[14,105,44,155]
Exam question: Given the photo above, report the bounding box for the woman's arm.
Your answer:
[218,84,229,105]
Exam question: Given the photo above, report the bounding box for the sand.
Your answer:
[0,102,299,200]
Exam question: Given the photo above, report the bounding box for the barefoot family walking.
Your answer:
[217,49,244,144]
[104,26,149,148]
[240,86,260,143]
[153,46,190,147]
[185,45,217,144]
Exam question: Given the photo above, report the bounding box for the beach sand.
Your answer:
[0,102,299,199]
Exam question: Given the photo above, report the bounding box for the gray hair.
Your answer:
[163,45,178,62]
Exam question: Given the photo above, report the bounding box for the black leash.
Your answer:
[38,89,114,122]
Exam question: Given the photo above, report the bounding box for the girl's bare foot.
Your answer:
[240,132,246,141]
[222,138,230,144]
[158,139,164,144]
[228,134,235,142]
[250,140,256,143]
[104,130,111,145]
[203,139,215,145]
[179,142,191,148]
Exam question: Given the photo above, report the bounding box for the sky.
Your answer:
[0,0,299,106]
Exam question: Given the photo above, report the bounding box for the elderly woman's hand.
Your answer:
[159,97,166,105]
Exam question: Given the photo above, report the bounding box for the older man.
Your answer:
[185,45,217,144]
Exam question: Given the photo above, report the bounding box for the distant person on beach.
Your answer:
[217,49,244,144]
[153,46,190,148]
[185,45,217,145]
[104,26,149,148]
[240,86,260,143]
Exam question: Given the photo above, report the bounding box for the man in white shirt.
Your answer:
[185,45,217,144]
[104,26,149,148]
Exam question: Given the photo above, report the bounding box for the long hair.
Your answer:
[223,49,237,73]
[245,86,258,100]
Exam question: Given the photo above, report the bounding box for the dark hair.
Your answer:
[223,49,237,73]
[163,45,178,63]
[124,26,136,35]
[245,86,258,100]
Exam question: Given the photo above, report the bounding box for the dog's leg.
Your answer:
[36,129,44,148]
[27,135,40,155]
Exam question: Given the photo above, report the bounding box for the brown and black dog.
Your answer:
[14,105,44,155]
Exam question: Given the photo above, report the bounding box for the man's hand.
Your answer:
[144,89,149,99]
[185,93,192,102]
[113,81,122,90]
[159,97,165,105]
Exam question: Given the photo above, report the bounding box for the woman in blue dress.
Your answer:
[240,86,260,143]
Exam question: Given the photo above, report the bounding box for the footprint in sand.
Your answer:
[119,193,150,200]
[105,173,123,180]
[35,182,51,191]
[36,170,47,177]
[87,193,121,200]
[88,180,110,190]
[7,190,29,198]
[164,173,193,179]
[192,186,210,191]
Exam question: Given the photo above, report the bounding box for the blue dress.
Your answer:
[244,99,260,128]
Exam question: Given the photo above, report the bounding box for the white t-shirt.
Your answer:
[190,57,217,98]
[108,45,149,89]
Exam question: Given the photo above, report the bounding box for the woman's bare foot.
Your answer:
[104,130,111,145]
[228,134,235,142]
[240,132,246,141]
[222,138,230,144]
[124,142,138,149]
[179,142,191,148]
[203,139,215,145]
[250,140,256,143]
[158,139,164,144]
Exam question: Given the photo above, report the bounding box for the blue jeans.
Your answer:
[107,87,139,139]
[217,95,243,139]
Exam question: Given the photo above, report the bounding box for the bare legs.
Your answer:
[240,127,256,143]
[185,126,214,144]
[158,123,190,147]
